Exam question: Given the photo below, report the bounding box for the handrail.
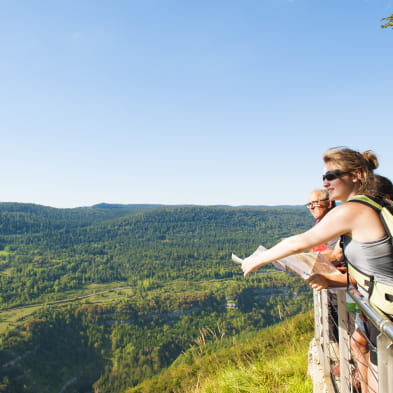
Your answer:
[346,288,393,342]
[309,287,393,393]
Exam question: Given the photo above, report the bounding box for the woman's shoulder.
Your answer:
[344,195,382,213]
[325,198,379,225]
[342,196,387,240]
[342,198,381,217]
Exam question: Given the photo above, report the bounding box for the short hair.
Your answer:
[317,189,329,201]
[309,189,336,208]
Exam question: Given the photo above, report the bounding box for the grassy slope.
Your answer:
[126,311,314,393]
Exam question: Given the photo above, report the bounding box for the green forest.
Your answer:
[0,203,315,393]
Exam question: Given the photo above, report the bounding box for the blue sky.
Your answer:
[1,0,392,208]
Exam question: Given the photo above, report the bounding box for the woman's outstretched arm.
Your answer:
[241,204,354,276]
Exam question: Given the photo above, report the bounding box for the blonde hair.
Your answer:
[322,146,378,194]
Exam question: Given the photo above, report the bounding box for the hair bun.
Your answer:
[362,150,379,171]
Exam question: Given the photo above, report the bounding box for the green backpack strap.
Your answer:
[348,194,383,212]
[348,194,393,238]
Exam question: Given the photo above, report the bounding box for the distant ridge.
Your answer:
[0,201,306,211]
[91,203,163,210]
[90,203,306,210]
[237,204,306,209]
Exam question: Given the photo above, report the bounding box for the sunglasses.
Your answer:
[322,170,348,182]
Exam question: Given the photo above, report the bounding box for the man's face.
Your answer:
[307,191,331,220]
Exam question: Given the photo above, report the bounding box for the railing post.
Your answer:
[336,289,351,393]
[321,289,331,378]
[314,289,322,343]
[377,332,393,393]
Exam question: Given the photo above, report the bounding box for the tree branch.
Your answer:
[381,14,393,29]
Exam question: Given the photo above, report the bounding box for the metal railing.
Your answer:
[311,287,393,393]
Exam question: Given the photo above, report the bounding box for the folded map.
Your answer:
[232,245,342,280]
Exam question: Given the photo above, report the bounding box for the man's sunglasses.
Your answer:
[322,170,348,182]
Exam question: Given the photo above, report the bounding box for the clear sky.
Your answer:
[1,0,392,208]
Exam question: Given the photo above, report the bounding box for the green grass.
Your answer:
[194,347,312,393]
[126,311,314,393]
[0,305,42,335]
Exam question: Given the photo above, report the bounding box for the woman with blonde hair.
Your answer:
[240,146,393,393]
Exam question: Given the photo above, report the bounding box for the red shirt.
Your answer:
[311,219,328,252]
[312,244,328,252]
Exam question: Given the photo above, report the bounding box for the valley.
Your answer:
[0,203,314,393]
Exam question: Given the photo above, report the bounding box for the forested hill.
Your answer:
[0,202,163,235]
[0,202,303,237]
[0,202,313,307]
[0,202,315,393]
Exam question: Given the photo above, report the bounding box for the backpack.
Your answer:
[347,195,393,315]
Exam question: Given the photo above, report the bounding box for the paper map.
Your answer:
[232,245,342,280]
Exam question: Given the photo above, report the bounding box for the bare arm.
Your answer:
[306,269,349,290]
[241,204,354,276]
